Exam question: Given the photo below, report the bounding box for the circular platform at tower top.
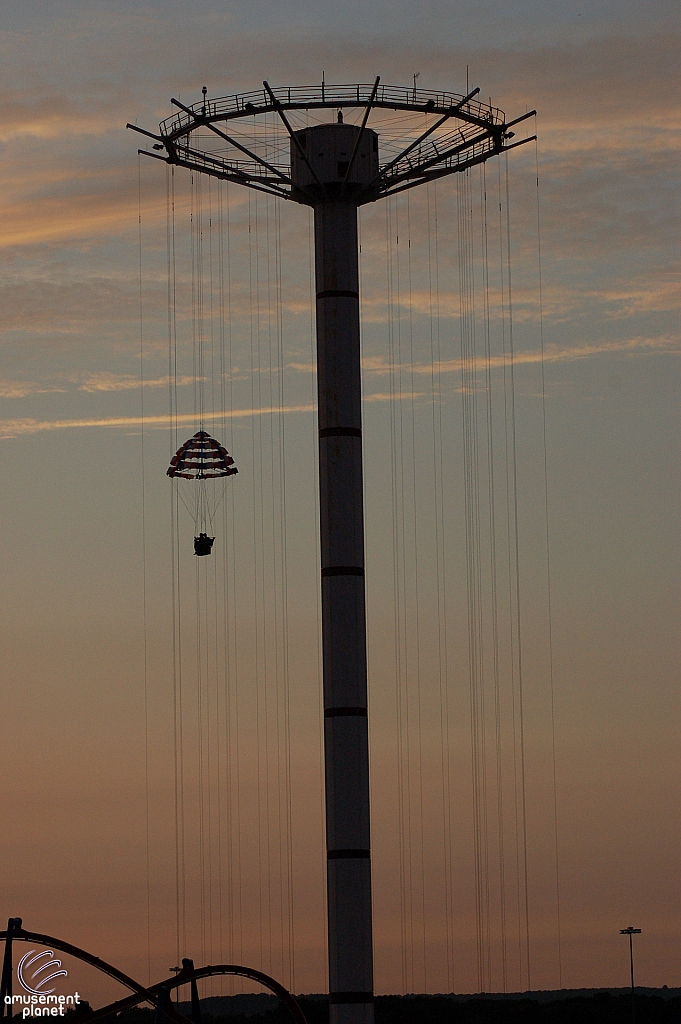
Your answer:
[131,80,535,207]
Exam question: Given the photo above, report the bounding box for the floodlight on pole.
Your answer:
[129,78,535,1024]
[620,926,641,1024]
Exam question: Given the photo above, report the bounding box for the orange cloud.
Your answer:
[282,334,679,378]
[0,403,316,439]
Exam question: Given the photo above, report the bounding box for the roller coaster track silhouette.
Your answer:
[0,920,306,1024]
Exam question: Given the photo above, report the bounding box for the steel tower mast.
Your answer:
[130,78,535,1024]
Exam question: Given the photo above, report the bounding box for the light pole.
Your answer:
[619,926,641,1024]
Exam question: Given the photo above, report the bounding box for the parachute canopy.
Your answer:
[167,430,238,480]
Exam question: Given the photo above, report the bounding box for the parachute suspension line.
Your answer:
[499,153,531,990]
[393,195,419,994]
[385,198,407,993]
[505,153,531,991]
[535,132,562,987]
[215,178,240,989]
[457,166,491,993]
[258,187,271,975]
[391,196,414,992]
[199,177,208,965]
[213,177,234,990]
[269,188,285,984]
[206,176,218,976]
[214,177,226,977]
[266,184,286,987]
[480,162,508,992]
[495,156,521,990]
[222,178,244,979]
[258,189,273,977]
[205,179,213,974]
[249,189,267,972]
[265,189,278,979]
[247,189,260,964]
[308,204,327,983]
[406,192,428,992]
[138,153,152,985]
[459,166,481,990]
[191,171,208,965]
[219,178,230,975]
[391,193,405,991]
[169,168,240,984]
[397,197,417,996]
[168,164,187,963]
[264,188,278,978]
[428,180,454,992]
[276,196,295,993]
[279,200,295,990]
[279,199,292,989]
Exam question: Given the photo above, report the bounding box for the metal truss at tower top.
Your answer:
[129,78,536,205]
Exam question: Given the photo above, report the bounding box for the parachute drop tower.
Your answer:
[130,78,535,1024]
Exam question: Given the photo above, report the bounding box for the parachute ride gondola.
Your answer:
[167,430,238,555]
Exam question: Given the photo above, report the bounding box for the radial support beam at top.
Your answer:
[170,96,297,189]
[262,80,329,197]
[130,80,536,207]
[357,84,480,197]
[340,76,381,193]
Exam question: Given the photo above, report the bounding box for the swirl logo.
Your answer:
[17,951,68,996]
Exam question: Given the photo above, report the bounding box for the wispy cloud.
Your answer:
[0,379,67,399]
[0,96,119,144]
[364,391,425,403]
[0,403,316,439]
[283,335,679,378]
[78,372,194,392]
[422,334,681,374]
[599,282,681,319]
[0,373,195,398]
[0,190,158,249]
[287,362,316,373]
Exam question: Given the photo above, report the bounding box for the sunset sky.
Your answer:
[0,0,679,1008]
